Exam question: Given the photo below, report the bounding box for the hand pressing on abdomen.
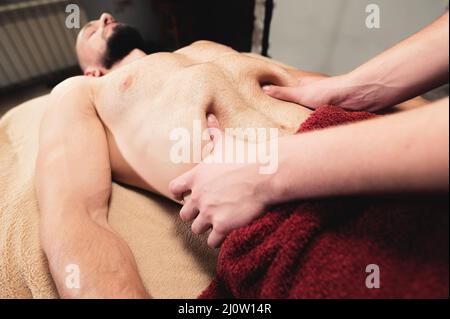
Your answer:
[169,114,274,248]
[263,73,388,112]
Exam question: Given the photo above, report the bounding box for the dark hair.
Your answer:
[101,24,146,69]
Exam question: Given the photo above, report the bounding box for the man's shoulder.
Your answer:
[51,75,94,99]
[174,40,237,63]
[177,40,233,52]
[47,75,98,119]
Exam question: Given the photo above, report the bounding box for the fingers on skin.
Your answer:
[207,229,226,248]
[179,199,199,222]
[206,113,224,143]
[182,203,227,247]
[208,127,223,146]
[169,172,193,200]
[191,215,212,235]
[263,85,301,104]
[206,113,220,130]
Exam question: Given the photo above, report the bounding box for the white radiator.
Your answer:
[0,0,87,89]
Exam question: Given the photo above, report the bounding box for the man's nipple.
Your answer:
[119,75,134,92]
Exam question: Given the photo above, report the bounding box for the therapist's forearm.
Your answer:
[347,12,449,110]
[269,98,449,203]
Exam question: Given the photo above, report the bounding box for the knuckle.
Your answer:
[200,206,210,219]
[190,192,200,205]
[179,209,189,221]
[201,203,215,220]
[191,223,199,234]
[212,221,228,237]
[169,181,180,195]
[198,195,210,211]
[207,239,217,249]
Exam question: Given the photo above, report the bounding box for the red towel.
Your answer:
[199,106,449,299]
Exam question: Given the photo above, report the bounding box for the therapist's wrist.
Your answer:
[334,71,386,112]
[261,138,301,206]
[340,69,400,112]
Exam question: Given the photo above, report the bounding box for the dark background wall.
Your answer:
[0,0,256,97]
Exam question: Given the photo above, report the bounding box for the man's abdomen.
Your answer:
[96,51,312,200]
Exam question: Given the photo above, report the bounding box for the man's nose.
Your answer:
[99,13,114,26]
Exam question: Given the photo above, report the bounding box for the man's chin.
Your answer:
[101,23,145,69]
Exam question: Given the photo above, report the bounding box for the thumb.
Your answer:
[206,113,224,147]
[202,114,225,162]
[206,113,220,130]
[263,85,302,104]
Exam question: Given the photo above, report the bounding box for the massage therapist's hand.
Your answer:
[264,72,411,112]
[265,12,449,112]
[263,74,380,111]
[169,115,273,248]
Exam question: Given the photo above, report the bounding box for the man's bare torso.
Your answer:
[62,42,312,199]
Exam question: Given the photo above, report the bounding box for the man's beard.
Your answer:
[101,24,145,69]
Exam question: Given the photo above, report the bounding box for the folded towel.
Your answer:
[199,106,449,299]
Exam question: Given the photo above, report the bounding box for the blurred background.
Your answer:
[0,0,448,116]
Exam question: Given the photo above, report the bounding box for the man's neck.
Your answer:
[109,49,147,72]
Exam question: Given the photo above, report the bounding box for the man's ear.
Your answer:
[84,67,103,77]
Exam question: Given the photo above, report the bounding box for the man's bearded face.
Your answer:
[101,24,146,69]
[76,13,145,71]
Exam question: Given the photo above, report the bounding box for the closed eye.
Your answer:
[82,22,96,39]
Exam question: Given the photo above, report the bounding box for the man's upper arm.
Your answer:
[36,77,112,222]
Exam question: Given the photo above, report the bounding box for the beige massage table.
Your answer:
[0,95,217,298]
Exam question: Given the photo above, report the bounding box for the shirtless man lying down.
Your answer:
[36,13,313,298]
